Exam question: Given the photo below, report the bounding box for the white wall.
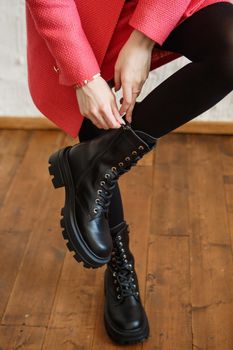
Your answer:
[0,0,232,121]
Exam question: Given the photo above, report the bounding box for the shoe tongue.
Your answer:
[109,220,127,237]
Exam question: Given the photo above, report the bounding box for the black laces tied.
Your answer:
[94,148,145,215]
[110,227,139,300]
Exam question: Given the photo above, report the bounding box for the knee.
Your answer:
[212,53,233,90]
[208,29,233,88]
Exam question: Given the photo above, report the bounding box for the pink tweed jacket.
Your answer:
[25,0,232,138]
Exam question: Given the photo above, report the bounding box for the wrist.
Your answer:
[73,72,101,90]
[130,29,155,50]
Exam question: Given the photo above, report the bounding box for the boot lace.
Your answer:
[93,145,146,216]
[110,229,139,301]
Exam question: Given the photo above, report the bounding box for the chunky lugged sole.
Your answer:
[48,147,111,269]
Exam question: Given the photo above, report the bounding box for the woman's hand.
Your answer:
[114,29,155,123]
[75,75,125,129]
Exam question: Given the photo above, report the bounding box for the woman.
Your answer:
[25,0,233,345]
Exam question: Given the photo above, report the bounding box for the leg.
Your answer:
[78,117,125,228]
[130,2,233,138]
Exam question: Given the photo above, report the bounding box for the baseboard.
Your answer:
[0,116,233,135]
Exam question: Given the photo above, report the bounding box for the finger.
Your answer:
[119,81,132,116]
[111,94,126,125]
[111,102,126,126]
[125,94,138,123]
[89,113,109,130]
[114,68,121,92]
[87,116,102,129]
[101,106,121,129]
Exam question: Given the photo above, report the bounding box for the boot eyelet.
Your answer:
[132,150,137,155]
[113,272,117,277]
[133,284,136,288]
[125,156,130,162]
[121,248,125,253]
[118,162,124,167]
[111,166,117,172]
[116,287,120,291]
[128,263,132,268]
[138,145,144,150]
[105,173,110,178]
[123,254,126,258]
[93,208,98,213]
[97,189,102,194]
[117,295,121,300]
[95,198,100,203]
[118,235,122,240]
[124,259,128,263]
[119,242,123,247]
[100,181,105,186]
[136,292,139,296]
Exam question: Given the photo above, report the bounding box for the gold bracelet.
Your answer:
[73,73,101,89]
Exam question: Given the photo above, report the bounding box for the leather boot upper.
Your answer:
[104,220,149,332]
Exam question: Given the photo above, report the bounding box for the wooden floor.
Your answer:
[0,129,232,350]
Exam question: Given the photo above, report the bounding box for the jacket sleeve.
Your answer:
[128,0,192,46]
[26,0,101,86]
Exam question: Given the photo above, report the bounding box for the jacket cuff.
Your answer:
[56,53,101,87]
[128,0,191,46]
[26,0,101,87]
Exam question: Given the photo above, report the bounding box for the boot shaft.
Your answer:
[68,122,158,189]
[67,123,159,219]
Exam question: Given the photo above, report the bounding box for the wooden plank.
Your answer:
[0,131,65,324]
[41,255,102,349]
[187,134,233,350]
[143,134,192,349]
[0,130,31,209]
[0,325,46,349]
[219,136,233,251]
[0,129,30,156]
[1,116,233,135]
[144,236,191,350]
[92,165,154,349]
[0,116,58,130]
[150,134,191,237]
[42,327,95,350]
[174,120,233,135]
[50,258,102,329]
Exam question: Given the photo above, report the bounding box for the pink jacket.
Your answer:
[25,0,232,138]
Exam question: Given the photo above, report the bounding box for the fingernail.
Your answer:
[116,114,125,124]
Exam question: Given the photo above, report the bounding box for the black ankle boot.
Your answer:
[48,121,158,269]
[104,220,150,345]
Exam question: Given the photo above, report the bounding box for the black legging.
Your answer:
[78,2,233,228]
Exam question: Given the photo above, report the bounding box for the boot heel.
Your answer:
[48,150,65,188]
